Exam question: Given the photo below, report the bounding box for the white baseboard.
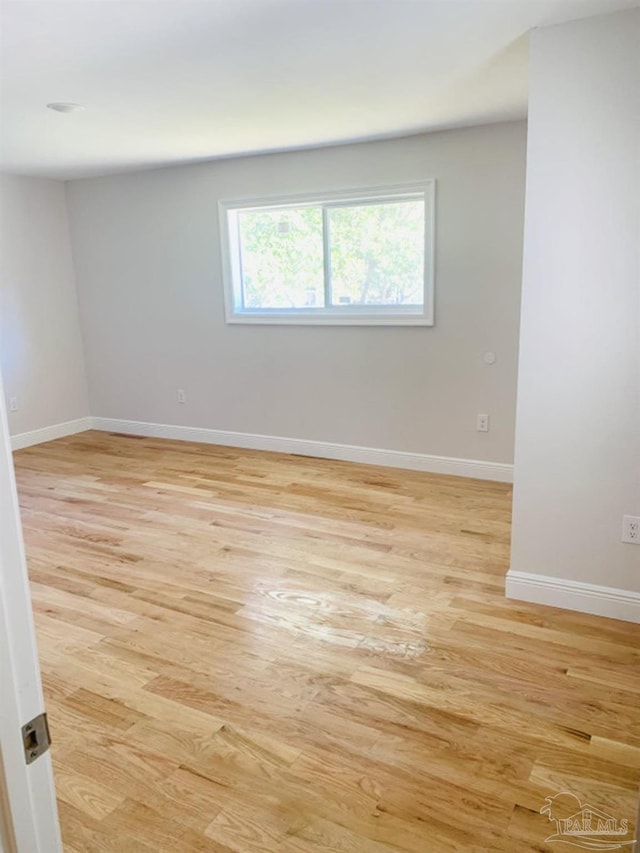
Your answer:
[90,417,513,483]
[506,570,640,623]
[11,417,93,451]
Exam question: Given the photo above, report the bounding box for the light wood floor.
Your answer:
[13,431,640,853]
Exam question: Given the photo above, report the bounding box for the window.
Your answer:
[219,182,435,325]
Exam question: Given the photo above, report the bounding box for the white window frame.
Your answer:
[218,181,435,326]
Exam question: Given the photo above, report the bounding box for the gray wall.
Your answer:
[0,176,89,436]
[510,10,640,597]
[67,121,526,463]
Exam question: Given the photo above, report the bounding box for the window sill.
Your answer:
[224,311,433,326]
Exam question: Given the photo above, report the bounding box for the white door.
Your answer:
[0,369,62,852]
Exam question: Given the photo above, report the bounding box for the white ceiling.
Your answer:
[0,0,636,180]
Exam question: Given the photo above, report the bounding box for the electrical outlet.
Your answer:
[177,389,186,404]
[476,413,489,433]
[622,515,640,544]
[9,397,18,412]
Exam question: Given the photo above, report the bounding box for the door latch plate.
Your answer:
[22,713,51,765]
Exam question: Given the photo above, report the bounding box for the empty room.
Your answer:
[0,1,639,851]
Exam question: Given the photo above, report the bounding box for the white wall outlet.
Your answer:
[9,397,18,412]
[177,388,186,404]
[476,413,489,433]
[622,515,640,544]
